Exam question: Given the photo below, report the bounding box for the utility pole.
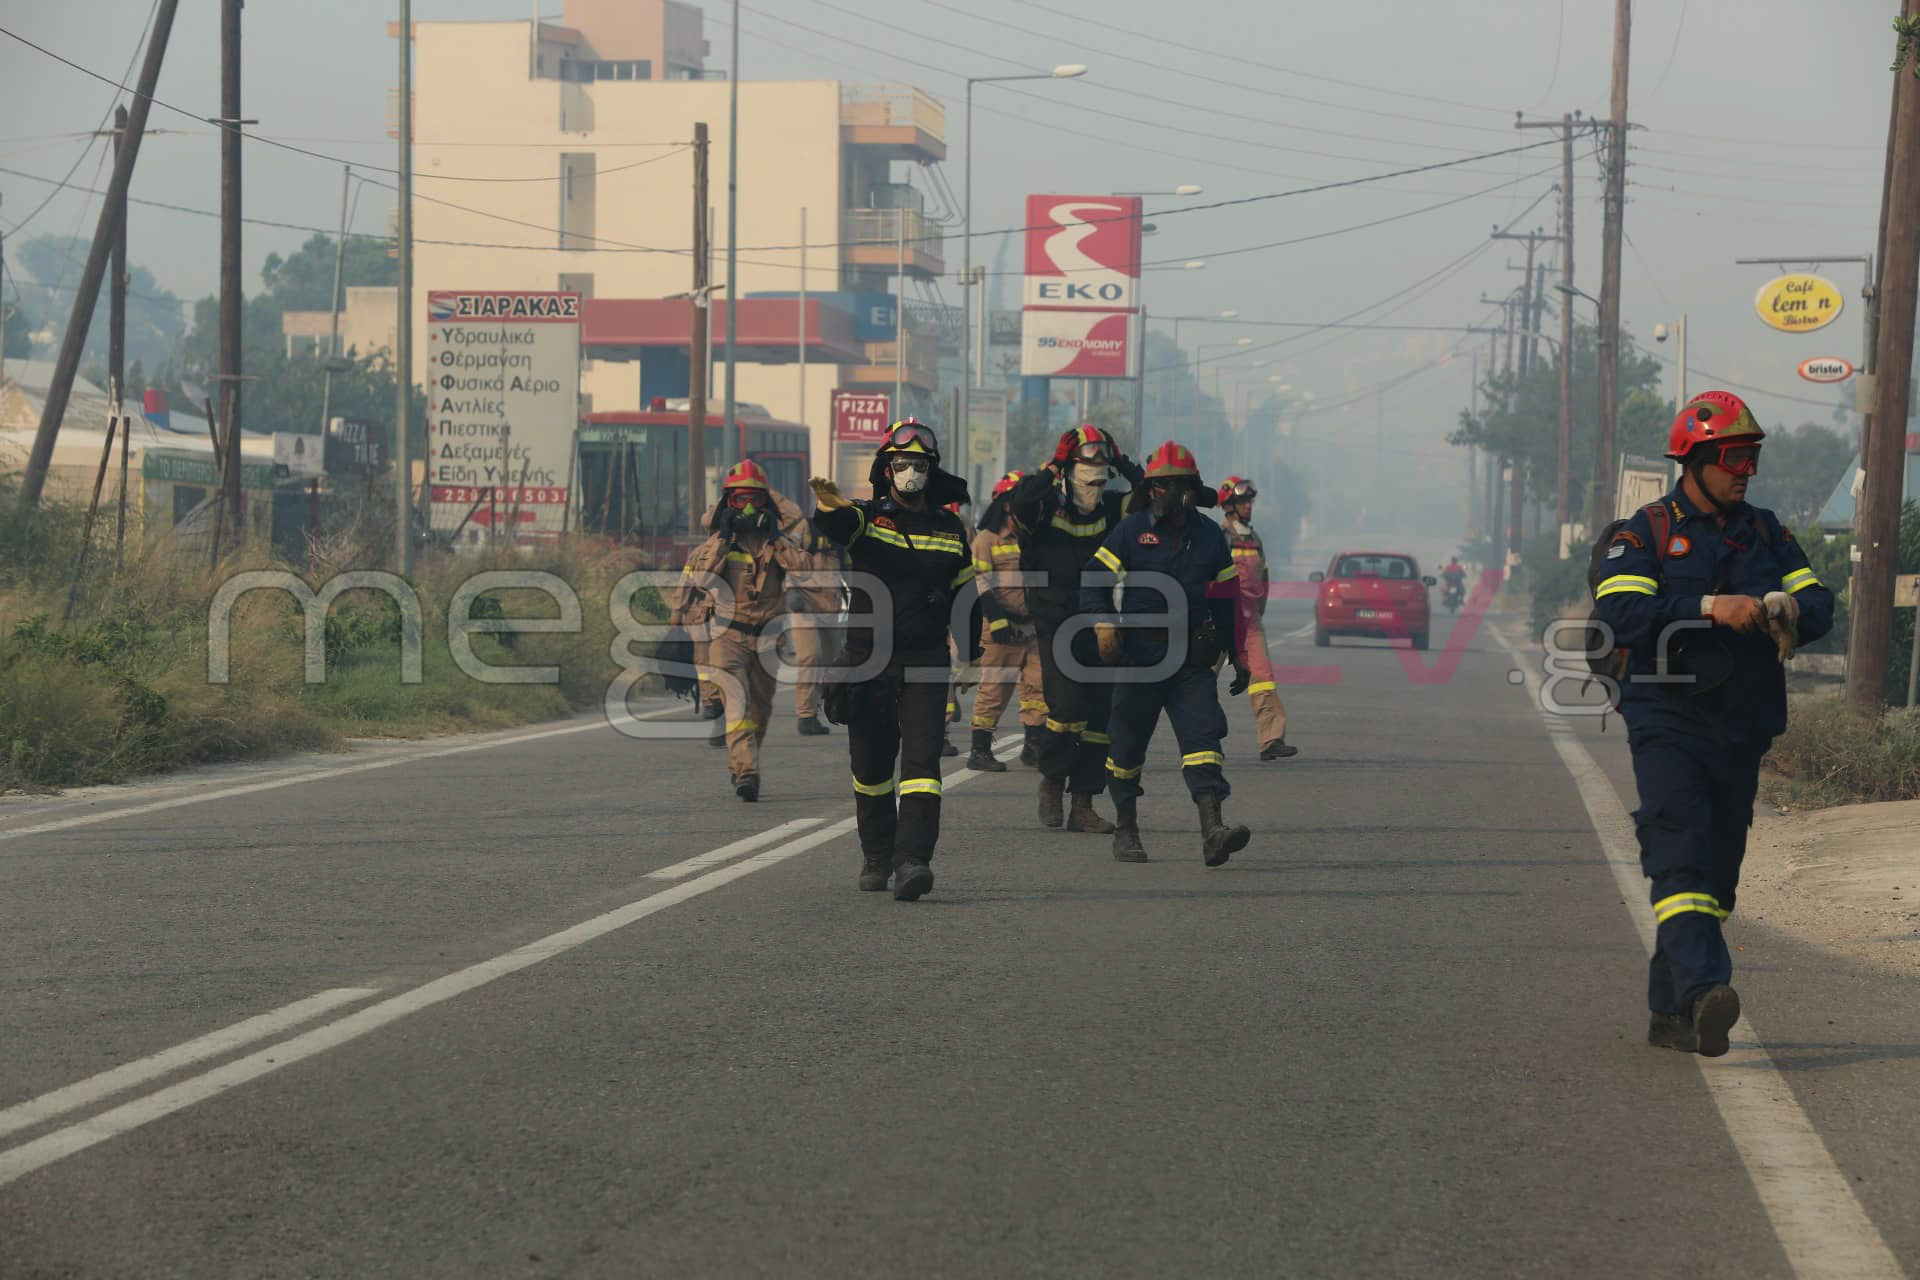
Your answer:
[722,0,740,453]
[1518,112,1589,537]
[1493,228,1552,374]
[1856,2,1920,713]
[689,123,710,536]
[19,0,180,506]
[394,0,414,572]
[1594,0,1633,525]
[218,0,245,530]
[320,165,351,436]
[110,106,132,562]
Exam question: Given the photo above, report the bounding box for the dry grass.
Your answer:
[1764,696,1920,810]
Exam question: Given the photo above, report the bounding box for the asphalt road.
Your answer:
[1,563,1915,1279]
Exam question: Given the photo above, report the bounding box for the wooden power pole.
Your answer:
[1593,0,1632,526]
[689,123,710,537]
[18,0,180,506]
[218,0,245,528]
[1518,111,1589,540]
[1855,0,1920,712]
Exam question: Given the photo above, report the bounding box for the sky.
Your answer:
[0,0,1898,456]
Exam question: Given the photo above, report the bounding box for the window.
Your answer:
[1335,555,1417,581]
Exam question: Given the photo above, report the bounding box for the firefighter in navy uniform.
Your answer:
[1084,441,1255,865]
[809,421,982,902]
[1594,391,1834,1056]
[1008,425,1144,834]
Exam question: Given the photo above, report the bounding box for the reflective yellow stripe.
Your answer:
[1213,566,1239,583]
[973,558,994,573]
[1231,548,1261,558]
[898,777,943,797]
[1653,891,1729,923]
[1106,758,1144,780]
[1181,750,1225,768]
[991,544,1022,558]
[1080,730,1110,746]
[1783,567,1821,594]
[1049,512,1108,536]
[1247,681,1275,694]
[1045,717,1087,734]
[1595,574,1659,598]
[1093,545,1124,573]
[697,673,718,683]
[726,551,753,564]
[1019,699,1048,710]
[726,718,759,734]
[951,564,977,588]
[988,617,1010,632]
[852,775,896,796]
[861,525,913,549]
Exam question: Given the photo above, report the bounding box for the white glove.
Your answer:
[1763,590,1799,663]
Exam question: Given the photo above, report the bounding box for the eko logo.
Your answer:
[1034,281,1129,304]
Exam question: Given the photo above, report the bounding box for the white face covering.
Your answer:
[892,463,929,495]
[1068,461,1109,514]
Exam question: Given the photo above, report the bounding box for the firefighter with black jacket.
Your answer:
[809,421,983,902]
[1007,425,1144,835]
[1083,441,1254,865]
[1593,391,1834,1056]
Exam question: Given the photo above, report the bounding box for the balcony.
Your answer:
[840,85,946,162]
[842,330,940,393]
[841,209,945,282]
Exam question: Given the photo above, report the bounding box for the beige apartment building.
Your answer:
[397,0,948,476]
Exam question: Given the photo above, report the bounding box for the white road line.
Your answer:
[0,987,380,1143]
[648,817,825,880]
[0,708,686,847]
[1493,626,1903,1280]
[0,737,1019,1188]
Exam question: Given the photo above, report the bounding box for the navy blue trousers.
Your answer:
[1627,728,1768,1014]
[1105,664,1231,803]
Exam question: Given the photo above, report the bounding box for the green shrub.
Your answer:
[1765,697,1920,809]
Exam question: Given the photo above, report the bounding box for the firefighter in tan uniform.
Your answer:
[667,460,814,801]
[790,527,845,737]
[1218,476,1297,760]
[965,470,1048,772]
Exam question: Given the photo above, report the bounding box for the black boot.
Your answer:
[893,860,935,901]
[735,774,760,802]
[1647,1011,1698,1053]
[700,698,723,720]
[966,728,1005,772]
[798,714,830,736]
[1066,792,1115,834]
[1260,738,1299,760]
[1196,792,1250,867]
[941,733,960,758]
[708,722,726,749]
[1691,985,1741,1058]
[1111,797,1147,863]
[857,856,892,892]
[1038,776,1065,828]
[1019,726,1041,769]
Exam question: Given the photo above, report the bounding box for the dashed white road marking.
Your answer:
[0,737,1024,1188]
[648,817,825,880]
[1493,625,1902,1280]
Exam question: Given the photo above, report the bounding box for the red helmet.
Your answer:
[1052,424,1118,467]
[1143,440,1201,481]
[991,469,1025,500]
[1217,475,1257,507]
[721,458,771,492]
[1666,391,1766,462]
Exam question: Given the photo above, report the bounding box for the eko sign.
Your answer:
[1020,194,1142,380]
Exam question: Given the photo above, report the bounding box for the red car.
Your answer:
[1311,550,1437,650]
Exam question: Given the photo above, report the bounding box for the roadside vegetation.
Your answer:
[1766,698,1920,809]
[1,483,659,792]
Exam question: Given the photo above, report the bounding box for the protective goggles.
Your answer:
[1224,481,1258,500]
[1068,441,1115,465]
[1707,441,1761,477]
[884,422,938,454]
[888,456,931,473]
[725,488,765,508]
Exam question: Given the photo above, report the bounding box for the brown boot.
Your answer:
[1066,792,1115,834]
[1038,776,1065,828]
[1110,798,1147,862]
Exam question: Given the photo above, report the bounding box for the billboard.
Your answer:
[425,290,581,538]
[831,390,892,444]
[1021,194,1141,379]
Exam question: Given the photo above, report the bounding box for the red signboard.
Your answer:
[1021,194,1143,380]
[832,391,892,444]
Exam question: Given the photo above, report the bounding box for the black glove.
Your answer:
[1228,660,1252,697]
[1113,451,1145,486]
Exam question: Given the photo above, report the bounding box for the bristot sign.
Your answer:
[425,290,580,537]
[1796,356,1855,383]
[1020,194,1142,380]
[1754,273,1844,335]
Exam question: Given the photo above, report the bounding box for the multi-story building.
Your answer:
[398,0,949,482]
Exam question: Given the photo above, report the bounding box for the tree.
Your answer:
[259,233,396,312]
[1749,423,1853,526]
[11,234,186,371]
[3,299,32,359]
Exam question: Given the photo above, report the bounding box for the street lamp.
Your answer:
[1653,316,1688,409]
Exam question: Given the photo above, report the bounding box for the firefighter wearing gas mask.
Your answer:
[666,459,815,803]
[1084,442,1254,866]
[1007,426,1145,834]
[1593,391,1833,1057]
[809,421,983,902]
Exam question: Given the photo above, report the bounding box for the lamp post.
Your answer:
[961,64,1085,468]
[1129,253,1205,441]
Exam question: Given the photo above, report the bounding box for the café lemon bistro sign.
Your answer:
[1754,273,1844,335]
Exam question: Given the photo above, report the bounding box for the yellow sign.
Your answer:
[1754,273,1845,334]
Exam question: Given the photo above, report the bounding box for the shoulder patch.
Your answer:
[1612,529,1644,549]
[1137,531,1161,546]
[873,516,896,530]
[1667,535,1692,559]
[1606,542,1627,559]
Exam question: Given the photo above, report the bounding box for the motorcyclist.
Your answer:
[1440,557,1467,610]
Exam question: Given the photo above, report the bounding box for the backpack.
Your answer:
[1578,503,1670,705]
